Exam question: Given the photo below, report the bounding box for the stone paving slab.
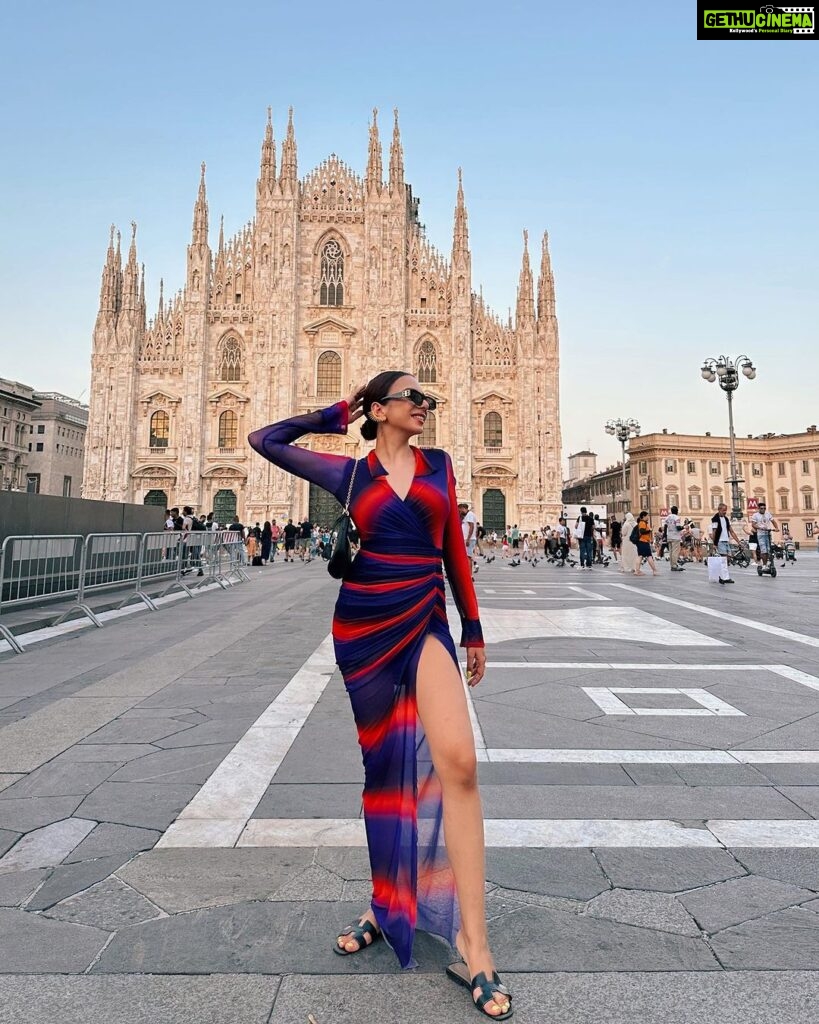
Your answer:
[115,847,316,913]
[64,822,161,863]
[0,818,96,874]
[42,875,164,930]
[267,971,819,1024]
[74,782,200,830]
[0,907,109,973]
[0,974,281,1024]
[679,874,817,933]
[710,907,819,969]
[27,853,136,911]
[0,830,20,858]
[593,848,747,891]
[732,849,819,890]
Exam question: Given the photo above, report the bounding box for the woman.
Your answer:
[635,510,658,577]
[620,511,638,574]
[260,521,273,565]
[248,371,512,1020]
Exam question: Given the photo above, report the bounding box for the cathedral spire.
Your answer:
[97,223,122,316]
[258,107,277,197]
[537,230,555,321]
[365,107,383,194]
[191,162,209,247]
[157,276,165,320]
[122,221,140,311]
[218,215,225,255]
[389,108,404,192]
[452,167,470,258]
[279,107,298,191]
[516,229,535,327]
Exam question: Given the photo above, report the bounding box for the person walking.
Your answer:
[620,511,638,574]
[634,511,658,577]
[711,502,739,585]
[609,516,622,562]
[664,505,685,572]
[260,521,273,564]
[248,371,511,1019]
[575,506,595,570]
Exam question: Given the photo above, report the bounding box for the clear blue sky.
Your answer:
[1,0,816,465]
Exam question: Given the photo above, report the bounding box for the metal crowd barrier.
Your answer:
[0,529,249,655]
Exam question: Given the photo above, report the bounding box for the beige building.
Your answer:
[566,450,597,486]
[627,427,819,542]
[0,378,40,491]
[26,392,89,497]
[82,108,562,530]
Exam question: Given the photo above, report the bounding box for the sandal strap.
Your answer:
[340,919,379,945]
[471,971,512,1010]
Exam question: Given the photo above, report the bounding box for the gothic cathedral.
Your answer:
[83,109,562,530]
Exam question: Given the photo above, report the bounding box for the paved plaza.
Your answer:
[1,553,818,1022]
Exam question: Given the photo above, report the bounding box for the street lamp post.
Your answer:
[605,417,641,513]
[700,355,757,521]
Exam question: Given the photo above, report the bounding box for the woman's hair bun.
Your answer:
[360,418,378,442]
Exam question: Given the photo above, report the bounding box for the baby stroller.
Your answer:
[727,541,751,569]
[774,538,797,566]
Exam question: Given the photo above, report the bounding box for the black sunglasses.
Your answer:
[379,388,438,411]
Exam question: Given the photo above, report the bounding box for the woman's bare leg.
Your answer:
[416,635,510,1017]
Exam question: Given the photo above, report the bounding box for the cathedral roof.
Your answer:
[301,155,364,213]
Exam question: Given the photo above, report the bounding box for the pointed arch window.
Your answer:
[419,410,437,447]
[417,339,438,384]
[319,240,344,306]
[316,351,342,399]
[218,410,238,449]
[219,337,243,382]
[484,411,503,447]
[149,410,169,448]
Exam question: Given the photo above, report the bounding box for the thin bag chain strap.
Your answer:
[342,459,358,514]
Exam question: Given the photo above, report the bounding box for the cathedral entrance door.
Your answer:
[214,488,237,525]
[144,489,168,508]
[482,488,506,532]
[309,482,342,529]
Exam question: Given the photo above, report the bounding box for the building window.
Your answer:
[63,476,72,497]
[218,410,238,449]
[805,492,815,511]
[37,424,44,434]
[149,410,170,448]
[687,460,696,474]
[665,460,677,473]
[752,463,763,476]
[417,339,437,384]
[710,493,723,510]
[484,411,503,447]
[780,494,789,511]
[689,492,702,510]
[735,462,743,477]
[638,460,647,475]
[316,351,342,399]
[709,461,721,475]
[419,410,437,446]
[319,240,344,306]
[666,494,679,510]
[778,462,786,476]
[35,442,44,452]
[218,336,243,382]
[802,460,810,474]
[26,473,40,493]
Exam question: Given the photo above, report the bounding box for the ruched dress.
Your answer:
[248,400,484,969]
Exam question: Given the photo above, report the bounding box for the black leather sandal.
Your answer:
[446,961,513,1019]
[332,918,381,956]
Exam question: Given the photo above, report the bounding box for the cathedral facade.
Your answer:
[83,109,562,530]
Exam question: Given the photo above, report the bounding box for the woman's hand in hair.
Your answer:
[344,385,366,423]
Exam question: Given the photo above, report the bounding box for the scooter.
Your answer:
[756,558,777,578]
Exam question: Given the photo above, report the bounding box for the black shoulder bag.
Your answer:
[328,459,359,580]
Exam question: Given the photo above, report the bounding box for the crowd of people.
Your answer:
[450,500,793,582]
[163,506,348,568]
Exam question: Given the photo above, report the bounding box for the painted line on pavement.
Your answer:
[611,583,819,648]
[483,748,819,764]
[228,817,819,849]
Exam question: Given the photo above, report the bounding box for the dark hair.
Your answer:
[360,370,411,442]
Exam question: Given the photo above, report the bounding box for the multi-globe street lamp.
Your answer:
[700,355,757,521]
[605,417,641,513]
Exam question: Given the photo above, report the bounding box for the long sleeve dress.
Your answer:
[248,401,484,970]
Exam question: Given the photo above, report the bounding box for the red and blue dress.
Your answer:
[248,400,484,969]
